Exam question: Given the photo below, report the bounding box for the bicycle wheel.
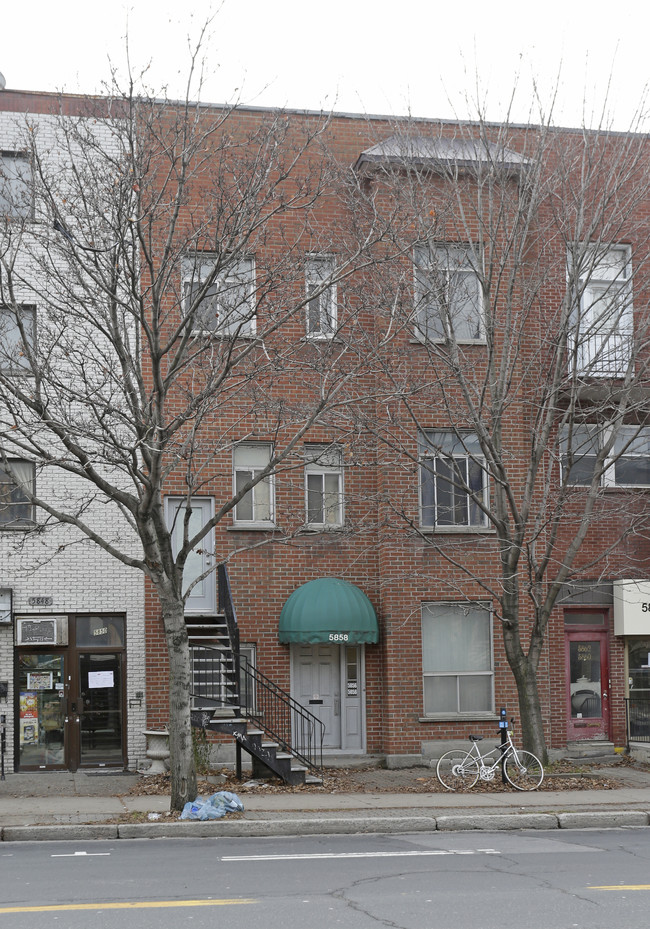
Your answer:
[503,750,544,790]
[436,750,480,791]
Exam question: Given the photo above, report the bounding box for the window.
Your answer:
[570,245,632,376]
[0,305,35,372]
[422,602,494,715]
[0,460,35,528]
[305,256,336,337]
[233,443,274,527]
[419,432,487,529]
[414,243,482,342]
[304,444,343,527]
[182,255,255,337]
[560,425,602,486]
[561,423,650,488]
[613,427,650,486]
[0,152,33,220]
[165,497,216,613]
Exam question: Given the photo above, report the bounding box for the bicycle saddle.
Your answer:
[469,735,483,742]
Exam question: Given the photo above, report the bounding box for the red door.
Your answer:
[565,629,610,741]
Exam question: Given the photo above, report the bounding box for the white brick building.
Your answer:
[0,93,146,773]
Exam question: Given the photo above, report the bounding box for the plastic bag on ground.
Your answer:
[180,790,245,821]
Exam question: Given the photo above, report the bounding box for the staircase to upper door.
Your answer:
[189,564,324,786]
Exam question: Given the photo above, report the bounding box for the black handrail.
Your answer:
[189,643,324,771]
[625,695,650,746]
[239,654,324,771]
[217,562,240,688]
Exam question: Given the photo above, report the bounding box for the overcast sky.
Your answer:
[2,0,648,129]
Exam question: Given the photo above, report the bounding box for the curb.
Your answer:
[436,813,557,831]
[1,810,649,841]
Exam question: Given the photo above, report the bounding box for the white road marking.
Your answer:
[222,849,501,862]
[51,851,111,858]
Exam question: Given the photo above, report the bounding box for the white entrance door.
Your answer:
[292,643,364,751]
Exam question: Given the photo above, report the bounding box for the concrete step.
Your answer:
[321,753,385,769]
[564,740,618,760]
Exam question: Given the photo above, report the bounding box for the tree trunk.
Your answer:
[502,624,548,765]
[161,596,198,811]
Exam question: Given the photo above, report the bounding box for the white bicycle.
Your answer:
[436,728,544,792]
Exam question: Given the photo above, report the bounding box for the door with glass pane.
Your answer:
[78,653,124,766]
[74,615,126,768]
[628,638,650,740]
[565,629,610,741]
[17,652,67,769]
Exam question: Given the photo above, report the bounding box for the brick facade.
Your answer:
[2,87,650,772]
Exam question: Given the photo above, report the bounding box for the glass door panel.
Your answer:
[78,653,124,766]
[565,630,610,740]
[18,653,66,769]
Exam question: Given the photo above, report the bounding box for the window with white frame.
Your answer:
[570,244,632,377]
[0,460,35,528]
[239,643,257,713]
[165,497,216,613]
[414,243,483,342]
[233,443,274,526]
[422,602,494,715]
[0,152,33,220]
[613,426,650,486]
[560,425,602,487]
[304,444,343,527]
[182,255,255,337]
[419,432,488,529]
[560,423,650,488]
[0,305,35,373]
[305,256,336,337]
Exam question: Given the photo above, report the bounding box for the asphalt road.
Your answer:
[0,829,649,928]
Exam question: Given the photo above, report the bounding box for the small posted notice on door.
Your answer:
[88,670,114,689]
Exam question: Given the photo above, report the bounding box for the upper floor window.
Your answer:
[422,601,494,716]
[233,443,274,527]
[561,423,650,488]
[570,245,632,377]
[560,425,601,486]
[0,305,35,373]
[414,243,483,342]
[419,432,488,529]
[0,152,33,220]
[182,255,255,338]
[613,426,650,486]
[305,256,336,338]
[0,460,35,528]
[304,444,343,528]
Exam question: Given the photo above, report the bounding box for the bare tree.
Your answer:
[357,104,650,760]
[0,72,395,807]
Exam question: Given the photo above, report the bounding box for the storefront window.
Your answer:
[18,653,65,768]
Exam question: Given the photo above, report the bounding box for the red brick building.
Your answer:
[2,87,650,773]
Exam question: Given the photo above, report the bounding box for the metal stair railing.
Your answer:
[189,643,324,771]
[218,562,240,687]
[239,654,324,771]
[189,643,239,710]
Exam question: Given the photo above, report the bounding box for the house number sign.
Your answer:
[28,596,53,607]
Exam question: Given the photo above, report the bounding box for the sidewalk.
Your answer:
[1,764,649,840]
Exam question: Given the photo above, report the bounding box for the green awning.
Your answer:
[279,578,379,645]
